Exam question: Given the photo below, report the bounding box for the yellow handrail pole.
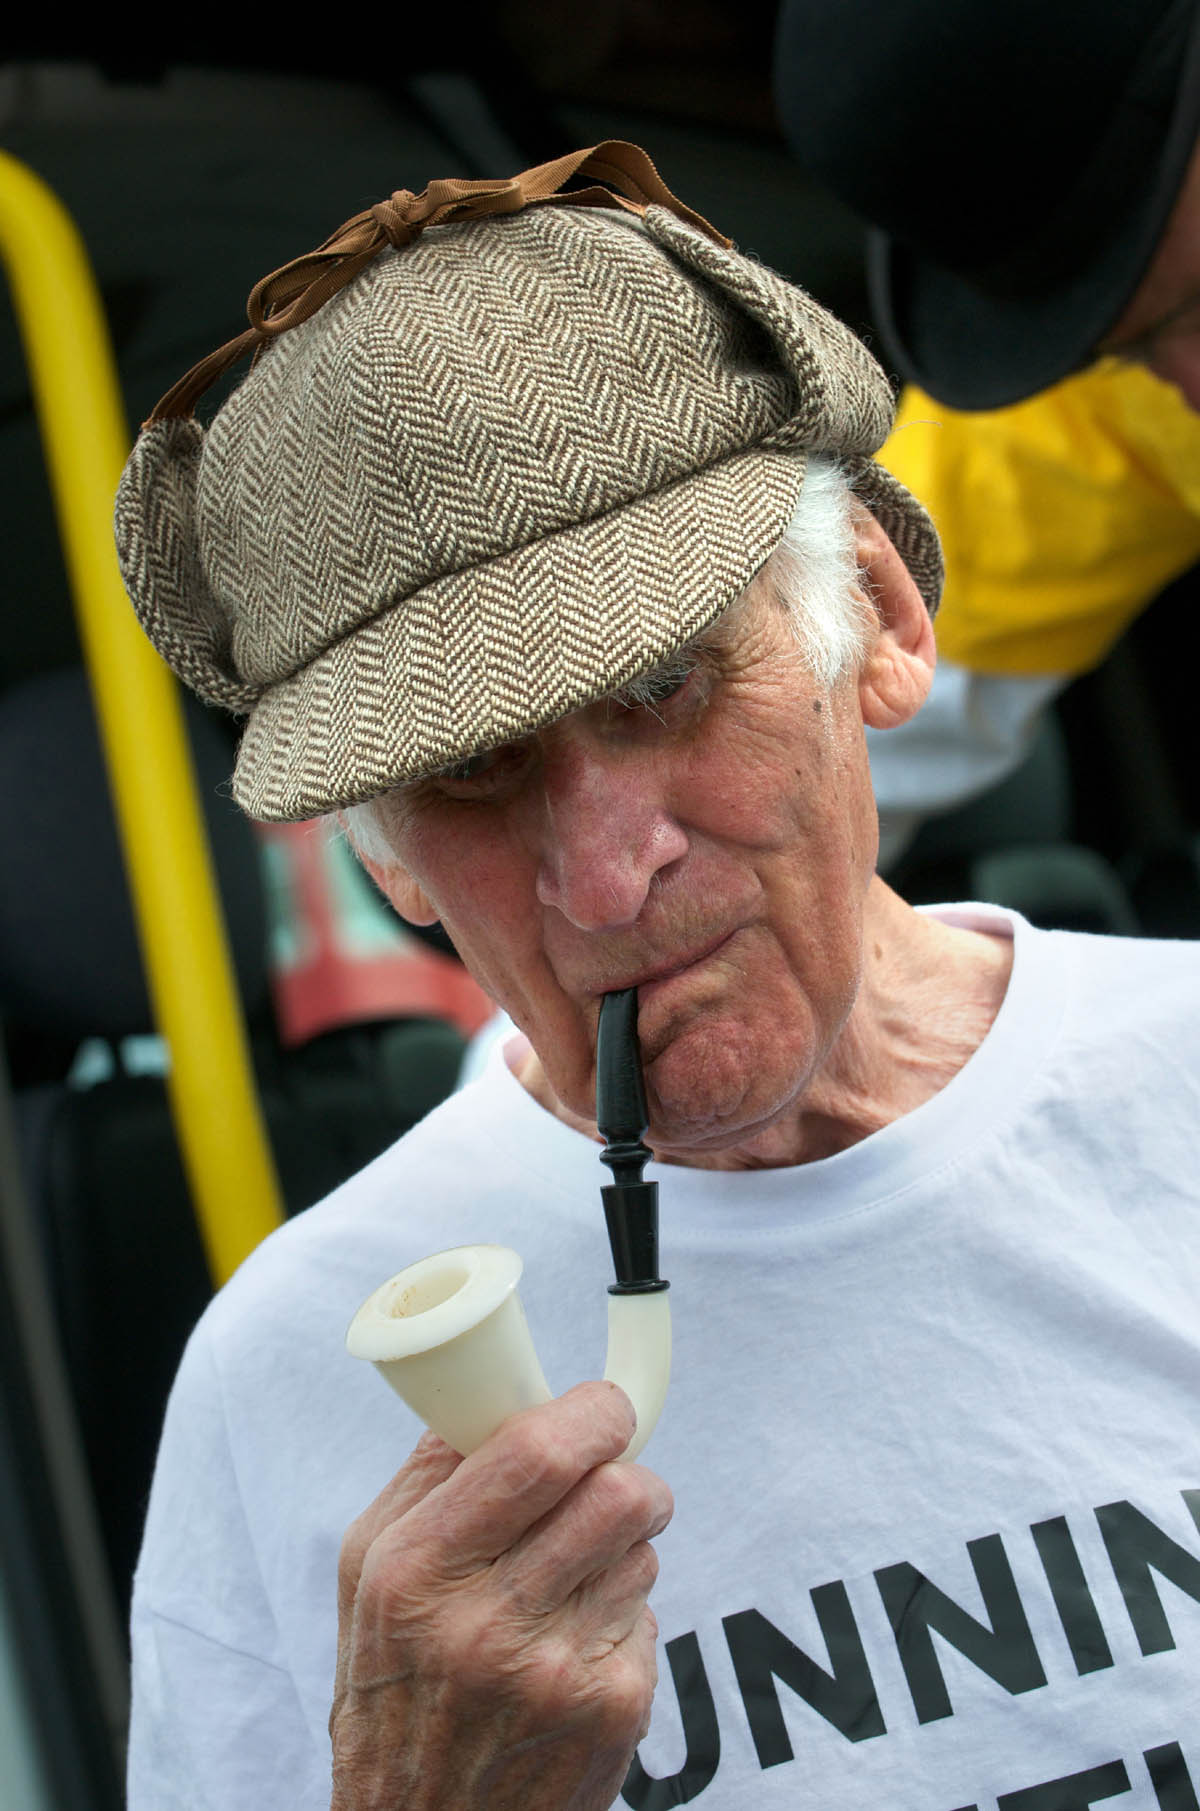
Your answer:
[0,151,283,1284]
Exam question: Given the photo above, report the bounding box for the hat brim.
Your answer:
[868,2,1200,410]
[232,448,803,819]
[231,445,938,821]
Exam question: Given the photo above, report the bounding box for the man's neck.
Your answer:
[756,886,1014,1164]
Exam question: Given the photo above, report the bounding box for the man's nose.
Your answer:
[533,742,687,930]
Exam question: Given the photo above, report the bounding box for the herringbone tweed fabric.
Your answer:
[115,203,942,822]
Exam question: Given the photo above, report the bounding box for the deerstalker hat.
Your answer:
[115,142,941,821]
[774,0,1200,410]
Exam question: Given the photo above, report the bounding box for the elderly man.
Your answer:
[116,145,1200,1811]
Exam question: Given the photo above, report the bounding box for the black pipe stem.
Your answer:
[596,989,669,1296]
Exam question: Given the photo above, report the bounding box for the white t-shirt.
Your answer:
[128,909,1200,1811]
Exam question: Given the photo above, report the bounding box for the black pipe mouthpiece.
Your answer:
[596,988,668,1297]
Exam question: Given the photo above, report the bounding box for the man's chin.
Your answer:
[643,1017,804,1156]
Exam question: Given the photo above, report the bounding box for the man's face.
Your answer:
[369,571,884,1163]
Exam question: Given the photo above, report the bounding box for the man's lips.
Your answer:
[587,929,737,997]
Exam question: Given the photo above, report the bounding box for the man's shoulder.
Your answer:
[1035,924,1200,1103]
[1053,923,1200,1009]
[935,903,1200,1020]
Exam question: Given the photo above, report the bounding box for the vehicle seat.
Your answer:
[0,665,467,1614]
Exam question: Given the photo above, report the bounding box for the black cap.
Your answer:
[773,0,1200,409]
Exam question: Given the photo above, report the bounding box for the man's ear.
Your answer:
[356,849,440,927]
[852,503,936,729]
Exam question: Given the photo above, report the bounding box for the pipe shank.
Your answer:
[603,1287,672,1461]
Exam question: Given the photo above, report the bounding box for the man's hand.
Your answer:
[330,1381,673,1811]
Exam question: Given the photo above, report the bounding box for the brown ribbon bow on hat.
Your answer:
[146,141,731,425]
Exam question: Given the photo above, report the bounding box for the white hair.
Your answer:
[340,798,399,873]
[340,451,874,869]
[768,452,875,687]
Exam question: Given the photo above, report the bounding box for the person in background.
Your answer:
[774,0,1200,866]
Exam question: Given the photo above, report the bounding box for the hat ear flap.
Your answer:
[642,207,944,620]
[849,460,944,620]
[643,207,894,456]
[114,419,258,712]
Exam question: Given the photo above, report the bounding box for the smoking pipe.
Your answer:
[346,989,671,1460]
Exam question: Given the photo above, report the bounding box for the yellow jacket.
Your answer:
[879,361,1200,675]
